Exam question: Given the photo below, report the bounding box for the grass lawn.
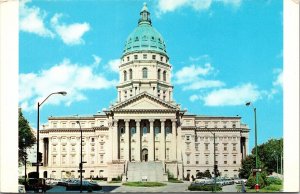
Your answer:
[236,184,283,192]
[123,182,167,187]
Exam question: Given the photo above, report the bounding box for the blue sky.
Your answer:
[19,0,283,151]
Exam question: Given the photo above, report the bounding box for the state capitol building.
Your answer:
[34,3,249,181]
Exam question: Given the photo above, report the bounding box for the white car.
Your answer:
[18,185,26,193]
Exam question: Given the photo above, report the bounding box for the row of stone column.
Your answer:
[112,119,177,162]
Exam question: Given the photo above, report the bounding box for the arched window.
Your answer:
[155,127,160,134]
[124,71,127,81]
[163,71,166,81]
[142,68,148,78]
[143,126,147,134]
[157,69,161,80]
[166,127,171,134]
[120,127,125,134]
[131,127,136,134]
[129,69,133,80]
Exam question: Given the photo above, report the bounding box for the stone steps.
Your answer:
[127,161,165,182]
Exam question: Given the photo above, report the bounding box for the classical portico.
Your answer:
[105,91,184,165]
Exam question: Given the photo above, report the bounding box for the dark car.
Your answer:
[66,180,102,191]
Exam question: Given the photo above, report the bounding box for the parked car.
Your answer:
[66,180,102,191]
[18,184,26,193]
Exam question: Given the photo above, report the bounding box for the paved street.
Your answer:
[222,184,238,192]
[47,182,239,193]
[47,181,192,193]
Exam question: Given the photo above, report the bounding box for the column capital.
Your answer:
[160,118,166,122]
[149,119,155,123]
[135,119,141,123]
[171,119,177,123]
[124,119,130,123]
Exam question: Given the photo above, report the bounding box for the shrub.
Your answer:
[263,184,282,191]
[266,177,282,185]
[246,173,266,188]
[188,184,222,191]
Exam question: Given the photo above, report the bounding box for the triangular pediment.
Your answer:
[110,92,179,111]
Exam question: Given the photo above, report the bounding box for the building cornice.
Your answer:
[40,126,109,133]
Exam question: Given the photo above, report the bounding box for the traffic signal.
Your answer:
[37,152,42,163]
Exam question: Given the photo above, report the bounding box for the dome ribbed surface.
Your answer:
[122,4,167,56]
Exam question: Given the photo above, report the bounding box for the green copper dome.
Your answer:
[123,3,167,56]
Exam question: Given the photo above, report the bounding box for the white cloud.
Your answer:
[174,63,213,84]
[156,0,241,14]
[174,63,224,90]
[105,59,121,73]
[183,80,225,90]
[19,0,54,37]
[202,83,261,106]
[189,94,201,102]
[51,14,90,45]
[273,69,283,87]
[19,57,118,112]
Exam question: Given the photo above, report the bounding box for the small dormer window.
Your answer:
[135,37,139,41]
[151,36,155,41]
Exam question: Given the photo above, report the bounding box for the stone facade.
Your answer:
[32,3,249,181]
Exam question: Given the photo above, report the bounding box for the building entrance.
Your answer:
[141,148,148,162]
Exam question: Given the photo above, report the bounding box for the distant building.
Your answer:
[31,3,249,181]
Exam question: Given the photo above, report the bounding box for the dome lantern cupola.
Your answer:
[138,2,151,25]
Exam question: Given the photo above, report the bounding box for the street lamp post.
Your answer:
[23,138,27,187]
[36,91,67,179]
[246,102,259,191]
[76,121,83,193]
[213,132,216,193]
[207,131,217,192]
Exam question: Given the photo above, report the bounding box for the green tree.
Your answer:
[239,155,256,179]
[203,170,212,178]
[196,171,205,179]
[19,109,36,165]
[252,138,283,174]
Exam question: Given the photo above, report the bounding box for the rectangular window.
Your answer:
[205,143,209,150]
[71,155,75,164]
[100,154,104,163]
[224,155,228,164]
[91,138,95,142]
[195,155,199,164]
[233,143,237,151]
[53,145,56,152]
[62,122,66,128]
[53,156,56,165]
[205,155,209,165]
[71,123,75,128]
[224,143,228,151]
[186,143,190,149]
[143,54,147,59]
[152,55,156,60]
[127,56,129,61]
[233,155,237,164]
[134,55,138,59]
[215,143,219,151]
[186,154,190,164]
[53,123,57,128]
[71,145,75,151]
[186,136,190,141]
[62,155,66,164]
[160,56,163,61]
